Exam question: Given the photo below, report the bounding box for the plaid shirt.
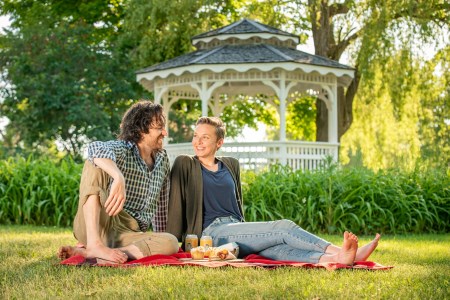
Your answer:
[87,140,170,232]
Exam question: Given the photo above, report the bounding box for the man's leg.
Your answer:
[115,232,179,260]
[58,161,127,263]
[110,212,179,260]
[82,194,128,263]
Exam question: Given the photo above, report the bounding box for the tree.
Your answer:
[0,1,138,159]
[303,0,449,141]
[339,46,449,170]
[417,46,450,168]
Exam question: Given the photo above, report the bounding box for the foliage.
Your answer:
[1,156,448,235]
[121,0,305,68]
[286,96,316,141]
[0,1,139,159]
[167,100,202,143]
[417,46,450,168]
[0,0,448,165]
[1,226,450,299]
[303,0,449,141]
[121,0,294,141]
[242,164,450,234]
[220,96,278,140]
[0,155,82,226]
[340,47,449,170]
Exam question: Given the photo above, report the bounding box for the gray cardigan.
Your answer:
[167,155,244,243]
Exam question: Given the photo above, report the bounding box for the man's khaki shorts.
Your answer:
[73,161,178,256]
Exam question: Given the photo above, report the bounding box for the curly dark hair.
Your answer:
[118,101,166,143]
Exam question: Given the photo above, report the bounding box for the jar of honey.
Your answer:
[184,234,198,252]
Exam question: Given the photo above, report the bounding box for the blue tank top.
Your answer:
[202,161,243,229]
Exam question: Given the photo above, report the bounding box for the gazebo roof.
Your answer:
[136,43,353,74]
[136,19,354,85]
[136,19,353,169]
[192,18,298,42]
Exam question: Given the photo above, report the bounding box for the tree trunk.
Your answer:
[315,100,328,141]
[309,0,359,142]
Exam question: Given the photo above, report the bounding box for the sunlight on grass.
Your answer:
[0,226,449,299]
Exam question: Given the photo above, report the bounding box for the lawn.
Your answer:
[0,225,448,299]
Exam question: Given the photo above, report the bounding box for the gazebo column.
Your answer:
[191,75,225,116]
[263,71,296,166]
[161,92,179,146]
[320,84,339,162]
[329,84,338,144]
[320,84,338,144]
[154,86,168,104]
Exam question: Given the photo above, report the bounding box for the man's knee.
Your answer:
[157,233,180,255]
[133,232,179,256]
[79,161,109,206]
[150,232,179,255]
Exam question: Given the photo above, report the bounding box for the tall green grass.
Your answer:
[0,155,82,227]
[1,156,448,234]
[242,164,449,234]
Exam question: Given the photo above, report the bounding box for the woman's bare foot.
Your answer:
[85,241,128,264]
[355,233,381,261]
[319,231,358,265]
[336,231,358,265]
[57,245,86,260]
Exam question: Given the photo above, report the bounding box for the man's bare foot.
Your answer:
[85,241,128,264]
[355,233,381,261]
[336,231,358,265]
[120,244,144,261]
[57,245,86,260]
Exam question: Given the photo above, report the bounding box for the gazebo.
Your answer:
[136,19,354,170]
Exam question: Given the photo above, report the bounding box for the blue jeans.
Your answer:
[202,217,331,263]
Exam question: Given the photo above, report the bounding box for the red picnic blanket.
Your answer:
[59,252,393,271]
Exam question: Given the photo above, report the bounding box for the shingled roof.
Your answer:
[136,43,353,74]
[192,18,298,40]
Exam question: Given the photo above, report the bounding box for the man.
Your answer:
[58,101,179,263]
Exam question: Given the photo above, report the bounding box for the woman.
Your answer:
[167,117,380,265]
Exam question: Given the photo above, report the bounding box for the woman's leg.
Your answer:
[259,231,358,265]
[258,244,324,263]
[208,219,331,258]
[323,233,381,261]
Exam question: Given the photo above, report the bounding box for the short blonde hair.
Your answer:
[196,116,226,140]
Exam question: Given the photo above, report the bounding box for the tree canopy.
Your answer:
[0,1,138,159]
[0,0,448,168]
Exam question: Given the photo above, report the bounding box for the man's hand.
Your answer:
[105,174,126,216]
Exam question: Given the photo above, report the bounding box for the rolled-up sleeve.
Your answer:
[87,141,127,166]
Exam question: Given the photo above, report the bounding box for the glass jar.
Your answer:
[184,234,198,252]
[200,235,213,249]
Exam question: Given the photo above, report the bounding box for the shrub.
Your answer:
[242,164,449,234]
[1,156,448,234]
[0,155,81,227]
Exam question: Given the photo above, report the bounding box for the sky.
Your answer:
[0,15,10,33]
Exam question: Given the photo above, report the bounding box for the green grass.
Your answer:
[1,226,449,299]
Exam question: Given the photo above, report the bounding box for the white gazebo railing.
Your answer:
[165,141,339,171]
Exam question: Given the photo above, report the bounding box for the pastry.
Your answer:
[190,246,205,260]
